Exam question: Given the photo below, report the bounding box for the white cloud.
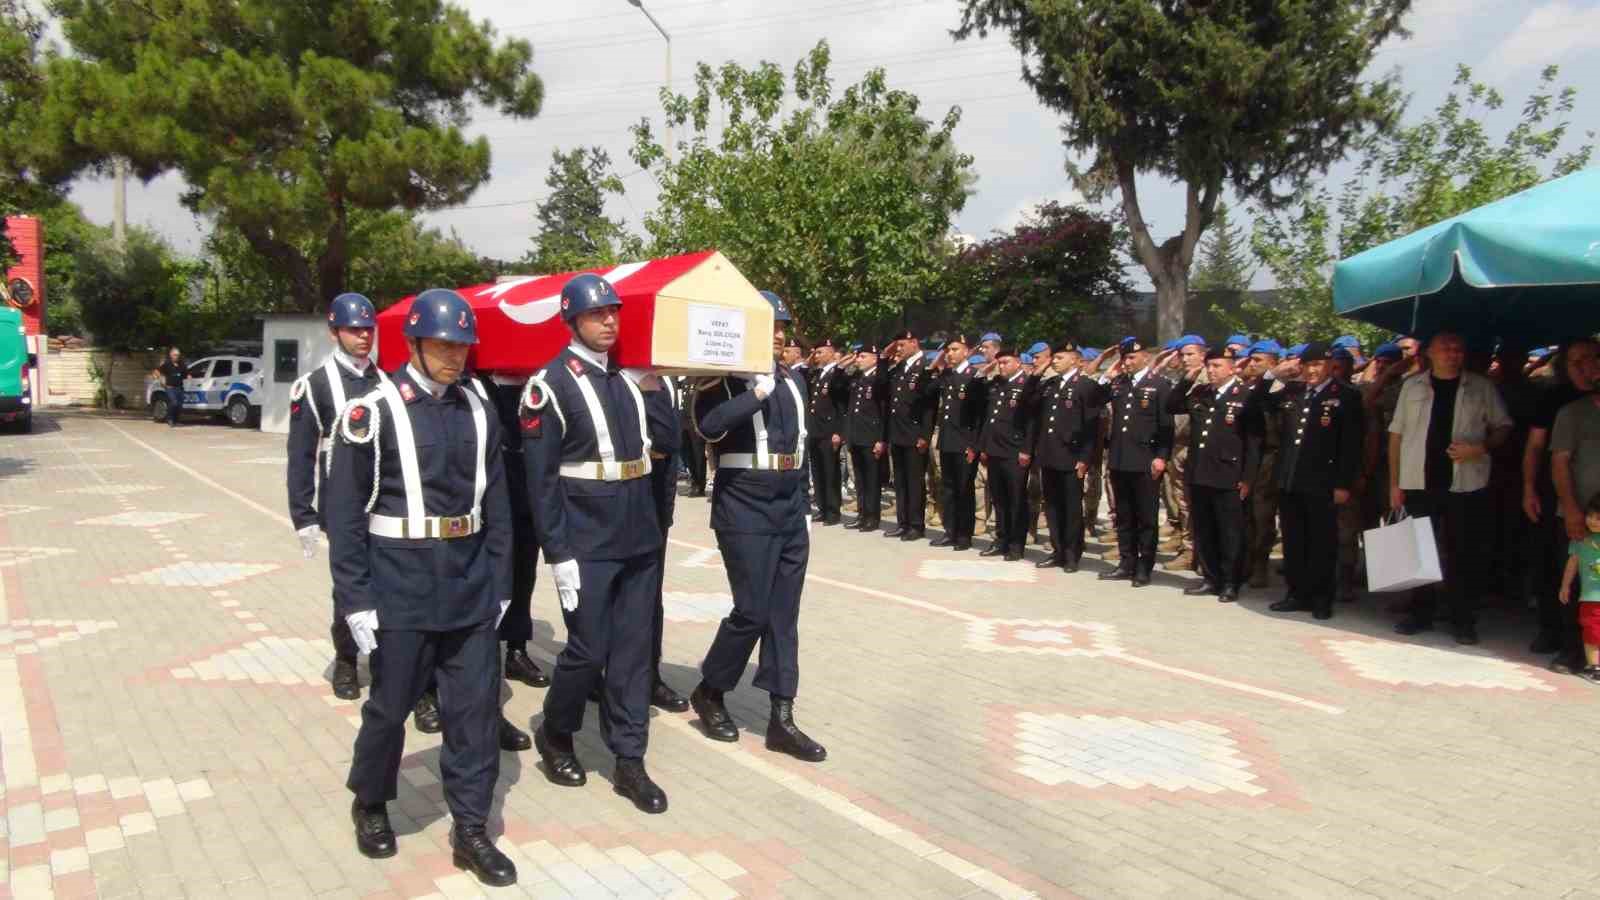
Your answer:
[1484,1,1600,78]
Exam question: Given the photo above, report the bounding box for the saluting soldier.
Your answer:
[978,348,1036,561]
[1028,341,1107,572]
[287,292,386,702]
[844,344,889,531]
[325,290,517,886]
[688,290,826,761]
[929,335,985,551]
[1097,338,1176,587]
[885,329,937,541]
[804,338,849,525]
[522,273,669,815]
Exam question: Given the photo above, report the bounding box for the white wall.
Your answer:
[260,317,333,434]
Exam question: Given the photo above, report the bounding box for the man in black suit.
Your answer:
[1028,342,1107,572]
[805,339,850,525]
[978,348,1037,561]
[1098,338,1177,587]
[885,330,937,541]
[844,344,889,531]
[929,335,985,550]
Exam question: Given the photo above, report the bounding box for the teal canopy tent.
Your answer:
[1333,169,1600,346]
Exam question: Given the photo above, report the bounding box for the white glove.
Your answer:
[296,525,320,559]
[496,599,510,629]
[346,610,379,655]
[551,559,582,613]
[751,374,776,397]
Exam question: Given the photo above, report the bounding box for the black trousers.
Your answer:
[701,527,808,698]
[808,435,843,519]
[542,553,659,758]
[890,443,929,529]
[1191,483,1246,588]
[1537,508,1584,660]
[681,428,707,491]
[650,542,668,676]
[330,612,359,662]
[1403,488,1490,628]
[1281,489,1337,613]
[347,626,500,827]
[1040,466,1085,563]
[498,514,537,644]
[1109,468,1160,573]
[986,457,1027,551]
[939,450,978,542]
[849,444,882,523]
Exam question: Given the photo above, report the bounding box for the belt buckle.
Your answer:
[777,454,797,471]
[620,459,646,480]
[439,515,471,539]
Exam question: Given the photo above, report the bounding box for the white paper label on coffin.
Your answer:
[1363,514,1443,593]
[493,261,652,325]
[687,304,746,365]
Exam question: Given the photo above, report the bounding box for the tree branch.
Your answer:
[1115,154,1167,287]
[239,225,315,312]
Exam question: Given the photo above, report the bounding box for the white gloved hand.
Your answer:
[551,559,582,613]
[752,373,776,397]
[496,598,510,629]
[346,609,379,655]
[296,525,320,559]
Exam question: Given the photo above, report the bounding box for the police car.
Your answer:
[145,355,264,427]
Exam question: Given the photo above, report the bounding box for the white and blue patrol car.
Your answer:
[145,355,264,427]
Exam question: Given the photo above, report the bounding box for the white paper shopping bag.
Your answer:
[1363,513,1443,593]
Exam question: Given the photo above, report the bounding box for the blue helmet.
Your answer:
[760,290,792,322]
[403,288,478,345]
[327,293,376,329]
[560,273,622,322]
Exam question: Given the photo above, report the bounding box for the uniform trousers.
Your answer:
[1246,449,1280,583]
[985,457,1028,551]
[1280,489,1336,614]
[1402,488,1489,629]
[890,444,929,529]
[543,553,659,758]
[330,601,359,661]
[938,450,977,542]
[1109,468,1161,573]
[1191,484,1245,588]
[1039,467,1085,562]
[348,626,500,827]
[498,515,537,644]
[682,429,707,492]
[701,527,808,698]
[808,435,843,519]
[650,543,669,675]
[848,445,882,523]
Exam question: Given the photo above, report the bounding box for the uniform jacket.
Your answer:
[286,356,383,530]
[1103,369,1176,472]
[1029,370,1108,470]
[1169,375,1264,490]
[1264,378,1364,494]
[804,362,850,439]
[324,365,512,631]
[886,354,937,446]
[979,372,1037,460]
[695,367,811,535]
[933,363,986,454]
[845,366,889,447]
[647,378,684,532]
[521,347,663,564]
[480,376,535,527]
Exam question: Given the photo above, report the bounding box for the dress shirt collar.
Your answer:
[568,340,609,371]
[404,363,448,398]
[332,348,372,376]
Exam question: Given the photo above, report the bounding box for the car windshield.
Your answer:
[186,361,211,378]
[212,360,233,378]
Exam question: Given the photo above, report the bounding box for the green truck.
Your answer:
[0,306,34,433]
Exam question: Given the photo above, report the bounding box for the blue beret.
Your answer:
[923,349,943,363]
[968,353,987,365]
[1119,336,1145,354]
[1247,339,1283,357]
[1331,348,1355,362]
[1175,334,1207,349]
[1080,348,1101,361]
[1019,352,1035,365]
[1332,334,1361,350]
[1530,347,1553,360]
[1286,343,1309,358]
[1234,346,1252,360]
[980,332,1002,344]
[1372,342,1402,361]
[1027,341,1050,355]
[848,341,863,352]
[1225,334,1251,348]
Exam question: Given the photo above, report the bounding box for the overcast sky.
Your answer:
[66,0,1600,288]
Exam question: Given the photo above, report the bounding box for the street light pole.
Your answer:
[626,0,672,162]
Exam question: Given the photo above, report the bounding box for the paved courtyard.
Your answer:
[3,410,1600,899]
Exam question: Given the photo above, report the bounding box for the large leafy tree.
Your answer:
[630,41,975,335]
[955,0,1409,340]
[526,146,642,275]
[0,0,56,273]
[35,0,544,312]
[73,227,198,403]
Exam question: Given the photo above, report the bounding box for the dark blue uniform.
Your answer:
[933,363,985,547]
[805,364,850,523]
[646,379,684,681]
[1102,370,1176,577]
[325,365,511,830]
[694,369,811,699]
[845,366,889,529]
[1028,371,1108,568]
[886,355,937,533]
[480,377,540,645]
[1264,378,1363,616]
[522,348,663,758]
[978,372,1038,556]
[1168,375,1264,591]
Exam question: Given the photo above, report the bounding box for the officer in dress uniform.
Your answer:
[885,330,937,541]
[287,293,385,701]
[929,335,984,551]
[1263,342,1364,619]
[804,339,849,525]
[978,348,1036,561]
[1097,338,1176,587]
[844,344,889,531]
[520,274,669,815]
[1169,347,1264,602]
[686,291,827,762]
[1028,341,1108,572]
[325,290,518,886]
[1241,340,1285,588]
[644,373,690,712]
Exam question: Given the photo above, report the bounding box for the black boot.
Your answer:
[452,825,517,887]
[331,658,360,701]
[351,800,397,859]
[766,698,827,762]
[613,758,668,814]
[1218,584,1240,603]
[885,525,906,538]
[534,724,586,786]
[1099,565,1134,581]
[1062,554,1080,574]
[498,716,531,752]
[1035,553,1063,569]
[930,534,954,548]
[504,648,550,687]
[650,679,690,713]
[412,691,441,734]
[689,683,739,742]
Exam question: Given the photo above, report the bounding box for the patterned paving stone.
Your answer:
[917,559,1037,583]
[1318,637,1563,692]
[0,547,76,569]
[109,561,278,588]
[76,511,206,528]
[55,483,159,496]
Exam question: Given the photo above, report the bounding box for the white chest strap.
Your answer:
[752,374,809,469]
[568,366,651,480]
[323,356,349,419]
[373,381,489,535]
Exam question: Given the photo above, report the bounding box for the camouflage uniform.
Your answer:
[1246,379,1281,587]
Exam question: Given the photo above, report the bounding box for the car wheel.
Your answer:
[226,396,251,428]
[150,394,170,423]
[18,412,30,434]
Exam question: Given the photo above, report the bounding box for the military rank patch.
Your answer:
[398,382,416,403]
[520,412,543,437]
[567,357,585,375]
[290,401,302,418]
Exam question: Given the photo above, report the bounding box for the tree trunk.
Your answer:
[316,199,349,311]
[1115,157,1219,342]
[240,225,317,313]
[101,355,115,410]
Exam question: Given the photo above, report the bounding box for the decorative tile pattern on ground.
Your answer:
[965,617,1122,657]
[915,559,1037,583]
[151,636,337,688]
[77,511,205,528]
[0,547,76,569]
[109,561,278,588]
[1316,637,1565,693]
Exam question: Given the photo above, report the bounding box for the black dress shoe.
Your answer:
[332,659,360,701]
[1184,581,1219,597]
[452,826,517,887]
[952,539,971,552]
[613,758,668,814]
[1098,566,1134,581]
[979,543,1006,557]
[650,680,690,713]
[885,525,906,538]
[1453,623,1479,645]
[930,535,954,548]
[1218,585,1240,603]
[1062,556,1080,574]
[899,528,925,542]
[689,683,739,742]
[533,725,587,787]
[499,716,531,752]
[413,691,442,734]
[352,800,397,859]
[1393,619,1433,636]
[1035,555,1063,569]
[824,514,842,526]
[766,698,827,762]
[1313,608,1333,621]
[504,649,550,688]
[1004,548,1023,562]
[1131,573,1151,588]
[1268,598,1310,612]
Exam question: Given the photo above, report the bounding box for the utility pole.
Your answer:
[626,0,672,162]
[112,158,128,248]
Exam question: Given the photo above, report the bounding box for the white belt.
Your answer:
[368,512,481,540]
[559,456,651,481]
[719,451,803,471]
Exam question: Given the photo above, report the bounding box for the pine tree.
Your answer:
[1191,202,1254,295]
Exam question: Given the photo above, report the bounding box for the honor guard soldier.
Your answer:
[804,339,849,525]
[885,329,937,541]
[522,273,669,815]
[688,291,827,762]
[930,335,984,551]
[1097,337,1176,587]
[978,348,1036,560]
[644,372,690,712]
[1028,342,1107,572]
[844,344,889,531]
[1169,347,1264,602]
[1263,342,1364,619]
[325,289,518,886]
[287,292,386,701]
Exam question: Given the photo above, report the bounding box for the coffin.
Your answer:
[374,250,775,376]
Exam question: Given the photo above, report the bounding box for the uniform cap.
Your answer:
[1285,343,1309,359]
[1530,346,1554,360]
[1371,342,1402,361]
[1080,347,1101,361]
[1204,347,1232,362]
[1119,336,1146,354]
[856,342,880,355]
[888,328,915,342]
[1026,341,1050,356]
[760,290,793,322]
[783,335,802,349]
[560,273,623,322]
[994,346,1017,360]
[1225,334,1251,348]
[1298,341,1331,362]
[403,289,478,344]
[944,333,972,349]
[1248,339,1284,358]
[328,293,376,328]
[967,353,988,365]
[814,337,837,350]
[1332,334,1362,350]
[979,332,1003,344]
[1052,339,1081,354]
[1019,352,1035,365]
[1330,347,1355,362]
